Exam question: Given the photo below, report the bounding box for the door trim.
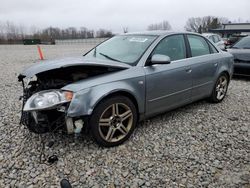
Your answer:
[148,87,192,102]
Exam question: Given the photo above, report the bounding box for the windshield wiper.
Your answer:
[99,53,122,62]
[231,46,238,49]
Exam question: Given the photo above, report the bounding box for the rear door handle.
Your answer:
[214,63,218,67]
[186,68,192,73]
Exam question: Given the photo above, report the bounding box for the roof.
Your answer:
[209,28,250,33]
[223,23,250,26]
[202,33,218,36]
[122,30,196,36]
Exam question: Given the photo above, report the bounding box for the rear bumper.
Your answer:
[233,62,250,76]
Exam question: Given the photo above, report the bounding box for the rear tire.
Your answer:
[90,96,137,147]
[209,73,229,103]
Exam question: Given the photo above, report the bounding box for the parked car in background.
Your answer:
[18,31,234,147]
[227,36,250,76]
[224,35,247,47]
[202,33,225,50]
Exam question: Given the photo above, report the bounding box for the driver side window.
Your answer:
[152,35,186,61]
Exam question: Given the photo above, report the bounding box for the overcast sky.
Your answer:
[1,0,250,33]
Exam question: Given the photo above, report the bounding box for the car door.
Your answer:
[186,34,219,100]
[144,34,192,117]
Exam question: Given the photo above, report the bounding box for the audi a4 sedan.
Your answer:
[18,31,234,147]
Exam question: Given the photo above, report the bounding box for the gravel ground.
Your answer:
[0,44,249,188]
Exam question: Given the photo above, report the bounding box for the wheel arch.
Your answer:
[92,90,140,119]
[218,70,230,83]
[215,64,231,84]
[67,85,144,119]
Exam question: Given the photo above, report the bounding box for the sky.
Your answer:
[0,0,250,33]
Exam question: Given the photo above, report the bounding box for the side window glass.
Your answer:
[217,35,222,41]
[209,36,214,42]
[214,35,220,43]
[187,35,210,57]
[208,41,219,53]
[212,36,217,43]
[152,35,186,61]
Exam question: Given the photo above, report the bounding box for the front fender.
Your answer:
[66,78,145,117]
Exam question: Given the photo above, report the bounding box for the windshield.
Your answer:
[85,35,157,65]
[233,37,250,49]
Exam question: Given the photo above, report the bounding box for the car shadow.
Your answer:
[137,99,208,129]
[19,92,233,166]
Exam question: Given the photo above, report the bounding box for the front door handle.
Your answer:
[186,68,192,73]
[214,63,218,67]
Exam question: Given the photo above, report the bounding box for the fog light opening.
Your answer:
[65,118,84,134]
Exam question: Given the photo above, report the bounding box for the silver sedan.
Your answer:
[18,31,234,147]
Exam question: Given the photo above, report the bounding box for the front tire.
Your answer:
[90,96,137,147]
[209,73,229,103]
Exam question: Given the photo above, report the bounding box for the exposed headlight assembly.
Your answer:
[23,90,73,111]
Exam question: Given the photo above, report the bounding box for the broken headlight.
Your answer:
[23,90,73,111]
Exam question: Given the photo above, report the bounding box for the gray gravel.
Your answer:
[0,44,249,188]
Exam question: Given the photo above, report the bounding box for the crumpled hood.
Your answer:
[227,49,250,62]
[19,56,131,78]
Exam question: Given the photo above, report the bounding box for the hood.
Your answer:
[227,49,250,62]
[19,56,131,79]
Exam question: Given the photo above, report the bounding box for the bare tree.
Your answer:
[5,21,19,40]
[30,25,39,36]
[0,22,6,43]
[96,29,113,38]
[231,17,250,23]
[185,16,229,33]
[123,27,128,33]
[80,27,88,38]
[18,24,26,39]
[0,21,6,40]
[147,20,172,31]
[0,20,111,44]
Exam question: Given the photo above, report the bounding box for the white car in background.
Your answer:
[202,33,225,50]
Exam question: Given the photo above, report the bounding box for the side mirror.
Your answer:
[150,54,171,65]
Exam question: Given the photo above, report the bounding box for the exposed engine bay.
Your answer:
[18,65,121,134]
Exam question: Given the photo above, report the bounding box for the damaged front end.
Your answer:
[19,84,73,134]
[18,58,129,134]
[18,69,86,134]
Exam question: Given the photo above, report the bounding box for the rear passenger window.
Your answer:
[187,35,210,57]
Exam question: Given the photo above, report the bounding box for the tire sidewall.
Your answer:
[90,96,137,147]
[211,73,229,103]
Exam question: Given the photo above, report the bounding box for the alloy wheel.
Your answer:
[215,75,228,100]
[98,103,133,143]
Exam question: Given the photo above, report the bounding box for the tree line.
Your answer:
[0,16,248,44]
[184,16,230,33]
[148,16,249,33]
[0,21,113,44]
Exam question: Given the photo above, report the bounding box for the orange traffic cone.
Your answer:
[37,45,44,60]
